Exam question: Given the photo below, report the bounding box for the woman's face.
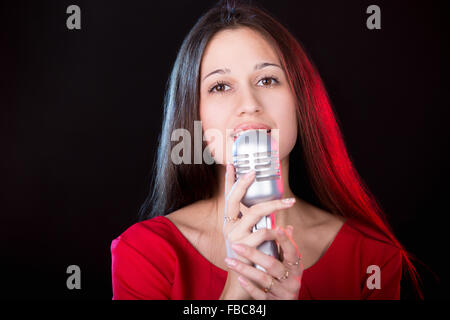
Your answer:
[199,27,298,165]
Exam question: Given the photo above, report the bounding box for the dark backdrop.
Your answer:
[1,0,448,300]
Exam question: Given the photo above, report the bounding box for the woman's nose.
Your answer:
[235,88,262,116]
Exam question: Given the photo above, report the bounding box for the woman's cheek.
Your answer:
[279,126,297,161]
[278,109,298,161]
[202,126,230,165]
[201,105,232,164]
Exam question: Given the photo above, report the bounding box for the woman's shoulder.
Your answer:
[114,216,173,242]
[342,217,403,263]
[111,216,182,299]
[111,215,183,260]
[112,199,215,253]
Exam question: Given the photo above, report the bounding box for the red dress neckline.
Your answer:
[157,215,348,276]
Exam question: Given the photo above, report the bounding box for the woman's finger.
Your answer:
[224,164,235,199]
[226,257,272,288]
[226,256,293,299]
[235,228,277,248]
[276,226,303,289]
[231,242,286,279]
[232,198,295,234]
[237,275,270,300]
[239,202,250,216]
[223,164,239,224]
[277,226,301,268]
[225,170,255,220]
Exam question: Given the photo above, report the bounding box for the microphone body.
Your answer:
[232,129,284,272]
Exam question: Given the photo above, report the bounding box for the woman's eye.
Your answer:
[208,76,279,94]
[257,77,279,87]
[209,82,230,93]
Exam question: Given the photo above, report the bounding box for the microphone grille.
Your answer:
[232,130,281,182]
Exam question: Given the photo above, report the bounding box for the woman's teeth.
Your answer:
[232,129,271,140]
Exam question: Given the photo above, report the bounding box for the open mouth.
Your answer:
[232,128,272,142]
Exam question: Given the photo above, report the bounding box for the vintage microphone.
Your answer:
[232,129,283,272]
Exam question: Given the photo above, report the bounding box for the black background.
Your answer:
[0,0,448,300]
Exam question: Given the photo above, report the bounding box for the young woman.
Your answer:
[111,0,422,300]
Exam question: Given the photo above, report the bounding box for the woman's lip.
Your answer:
[230,123,272,139]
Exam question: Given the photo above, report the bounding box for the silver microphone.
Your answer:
[232,129,284,272]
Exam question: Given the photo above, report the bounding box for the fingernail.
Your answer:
[225,257,236,267]
[281,198,296,204]
[232,243,245,253]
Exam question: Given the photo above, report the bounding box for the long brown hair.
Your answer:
[138,0,423,299]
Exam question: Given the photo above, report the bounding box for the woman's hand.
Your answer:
[225,225,303,300]
[219,164,303,300]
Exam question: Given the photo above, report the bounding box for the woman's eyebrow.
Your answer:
[254,62,281,71]
[201,62,281,82]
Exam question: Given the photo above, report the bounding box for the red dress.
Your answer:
[110,216,402,300]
